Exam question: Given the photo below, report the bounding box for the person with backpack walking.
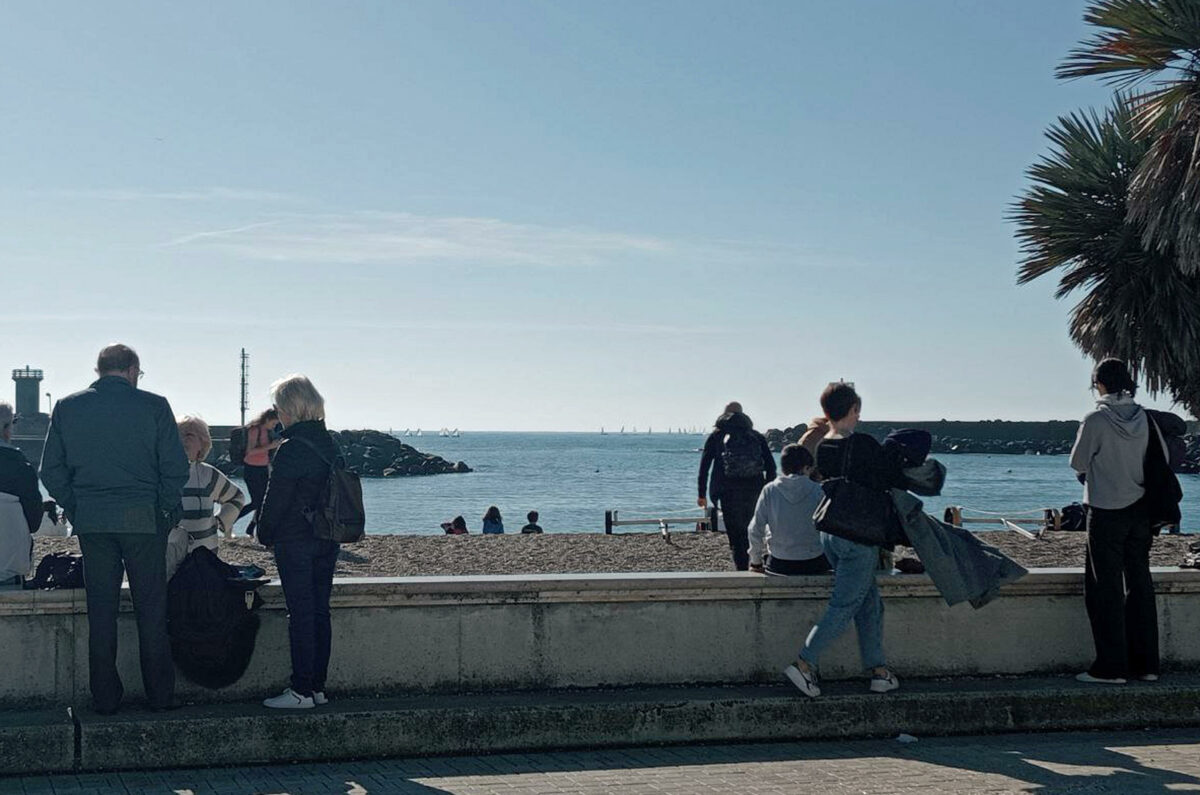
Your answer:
[39,344,189,714]
[1070,358,1164,685]
[256,374,342,709]
[0,402,42,588]
[697,402,777,570]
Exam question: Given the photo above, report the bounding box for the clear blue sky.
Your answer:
[0,1,1175,431]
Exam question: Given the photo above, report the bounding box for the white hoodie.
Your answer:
[747,474,826,566]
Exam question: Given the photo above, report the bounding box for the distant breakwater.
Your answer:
[764,420,1200,471]
[212,429,471,478]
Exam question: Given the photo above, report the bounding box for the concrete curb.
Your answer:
[56,674,1200,773]
[0,708,75,775]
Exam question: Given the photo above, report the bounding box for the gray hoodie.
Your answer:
[1069,394,1148,510]
[747,474,825,566]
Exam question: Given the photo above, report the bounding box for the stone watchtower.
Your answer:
[11,366,43,417]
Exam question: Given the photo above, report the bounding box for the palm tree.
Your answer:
[1058,0,1200,274]
[1012,100,1200,415]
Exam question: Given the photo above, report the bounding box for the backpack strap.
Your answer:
[286,435,343,468]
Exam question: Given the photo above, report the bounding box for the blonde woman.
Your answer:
[166,416,245,579]
[256,375,341,710]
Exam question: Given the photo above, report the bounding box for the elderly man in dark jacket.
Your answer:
[40,344,189,713]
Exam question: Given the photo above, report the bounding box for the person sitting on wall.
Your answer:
[747,444,830,576]
[166,416,245,579]
[0,402,42,588]
[520,511,544,534]
[482,506,504,535]
[441,516,469,535]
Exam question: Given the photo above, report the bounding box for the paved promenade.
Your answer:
[11,728,1200,794]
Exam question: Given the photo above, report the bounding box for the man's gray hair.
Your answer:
[270,374,325,423]
[0,402,12,429]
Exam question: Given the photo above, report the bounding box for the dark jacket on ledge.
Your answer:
[39,376,188,534]
[256,420,337,547]
[0,443,43,533]
[698,412,777,501]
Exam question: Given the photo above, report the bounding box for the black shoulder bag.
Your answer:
[812,438,897,547]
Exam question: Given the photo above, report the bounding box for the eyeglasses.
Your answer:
[137,370,145,381]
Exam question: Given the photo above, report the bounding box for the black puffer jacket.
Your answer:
[697,412,777,501]
[256,420,338,547]
[0,445,43,532]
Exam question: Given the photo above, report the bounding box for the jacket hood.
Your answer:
[715,411,753,433]
[775,473,814,504]
[1095,394,1147,439]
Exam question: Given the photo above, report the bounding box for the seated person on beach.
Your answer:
[441,515,469,535]
[747,444,830,576]
[520,511,543,534]
[482,506,504,534]
[167,416,245,579]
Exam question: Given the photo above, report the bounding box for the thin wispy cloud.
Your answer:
[43,187,299,203]
[167,211,672,267]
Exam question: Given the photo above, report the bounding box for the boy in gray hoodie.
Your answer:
[747,444,830,576]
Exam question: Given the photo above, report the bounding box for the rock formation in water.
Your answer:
[211,429,470,479]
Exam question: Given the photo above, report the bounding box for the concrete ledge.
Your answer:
[71,674,1200,772]
[0,708,75,775]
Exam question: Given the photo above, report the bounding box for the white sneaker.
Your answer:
[784,664,821,698]
[869,671,900,693]
[1139,674,1159,682]
[1075,672,1126,684]
[313,691,328,705]
[262,688,315,709]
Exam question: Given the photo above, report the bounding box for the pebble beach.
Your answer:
[32,530,1199,580]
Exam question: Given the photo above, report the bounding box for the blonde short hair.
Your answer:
[177,415,212,462]
[270,374,325,423]
[0,402,13,430]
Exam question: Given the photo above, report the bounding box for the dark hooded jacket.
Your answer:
[0,443,43,533]
[256,420,338,547]
[697,412,776,502]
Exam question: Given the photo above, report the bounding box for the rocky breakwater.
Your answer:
[212,429,470,478]
[334,429,471,477]
[764,422,1072,456]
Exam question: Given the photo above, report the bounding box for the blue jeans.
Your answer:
[274,535,340,696]
[799,533,886,671]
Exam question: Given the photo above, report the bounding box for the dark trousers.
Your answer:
[239,465,270,532]
[719,490,759,571]
[1085,502,1159,679]
[766,554,832,576]
[78,532,175,712]
[274,535,339,696]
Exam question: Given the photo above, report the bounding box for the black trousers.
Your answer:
[274,535,340,696]
[78,532,175,712]
[719,489,760,571]
[1084,501,1159,679]
[239,464,270,532]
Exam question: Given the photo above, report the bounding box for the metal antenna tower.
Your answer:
[239,348,249,426]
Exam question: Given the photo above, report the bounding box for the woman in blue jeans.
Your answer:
[786,382,904,698]
[256,374,340,710]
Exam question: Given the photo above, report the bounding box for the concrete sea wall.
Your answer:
[3,568,1200,707]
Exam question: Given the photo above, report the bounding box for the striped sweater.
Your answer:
[180,462,245,541]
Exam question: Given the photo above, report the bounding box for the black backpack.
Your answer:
[227,426,247,466]
[1144,415,1183,532]
[24,552,84,590]
[290,435,367,544]
[167,546,268,689]
[721,431,766,480]
[1146,409,1188,472]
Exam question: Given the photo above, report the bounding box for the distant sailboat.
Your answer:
[403,428,412,437]
[451,428,460,438]
[600,426,607,435]
[632,426,638,434]
[415,428,422,437]
[439,428,450,437]
[620,426,625,434]
[647,427,652,434]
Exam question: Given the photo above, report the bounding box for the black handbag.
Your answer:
[1143,415,1183,532]
[812,438,898,547]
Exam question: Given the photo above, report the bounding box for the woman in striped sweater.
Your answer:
[166,416,246,579]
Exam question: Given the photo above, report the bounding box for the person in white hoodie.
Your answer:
[1069,358,1158,685]
[747,444,830,576]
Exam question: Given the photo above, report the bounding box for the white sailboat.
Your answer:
[403,428,412,437]
[439,428,450,437]
[415,428,422,437]
[600,426,607,435]
[451,428,460,438]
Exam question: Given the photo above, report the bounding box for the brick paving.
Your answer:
[11,728,1200,794]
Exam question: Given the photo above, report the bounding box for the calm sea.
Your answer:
[245,432,1200,535]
